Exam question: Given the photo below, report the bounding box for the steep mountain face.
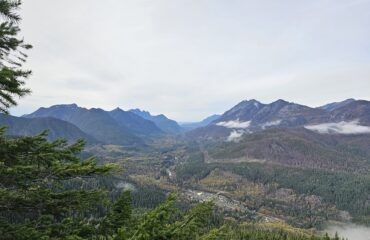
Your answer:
[319,98,355,112]
[188,99,326,139]
[219,99,263,121]
[129,109,182,133]
[252,100,325,126]
[304,100,370,135]
[189,99,370,140]
[0,114,98,143]
[180,114,221,131]
[109,108,163,136]
[328,100,370,125]
[218,99,325,127]
[23,104,142,146]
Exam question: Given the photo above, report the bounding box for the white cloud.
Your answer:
[260,120,281,129]
[305,120,370,134]
[115,182,136,191]
[216,120,251,129]
[227,130,244,142]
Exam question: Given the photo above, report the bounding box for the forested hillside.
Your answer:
[206,128,370,172]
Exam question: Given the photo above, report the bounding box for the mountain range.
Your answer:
[188,98,370,140]
[23,104,142,146]
[1,98,370,150]
[109,108,163,136]
[0,113,98,143]
[20,104,185,146]
[2,104,216,145]
[182,98,370,174]
[319,98,356,112]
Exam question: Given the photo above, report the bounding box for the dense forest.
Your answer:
[176,144,370,226]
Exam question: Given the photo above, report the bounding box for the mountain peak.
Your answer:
[23,104,143,145]
[242,99,261,105]
[112,107,124,112]
[272,99,289,105]
[53,103,79,108]
[129,109,181,133]
[243,99,259,102]
[319,98,357,112]
[130,108,150,115]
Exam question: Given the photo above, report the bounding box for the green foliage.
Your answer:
[115,193,224,240]
[175,149,211,185]
[207,128,370,172]
[223,224,336,240]
[0,125,277,239]
[106,190,132,234]
[175,144,370,228]
[131,184,168,209]
[199,227,227,240]
[0,128,116,239]
[0,0,21,21]
[218,162,370,219]
[175,145,370,227]
[0,0,31,113]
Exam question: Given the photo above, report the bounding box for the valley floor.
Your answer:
[86,137,370,239]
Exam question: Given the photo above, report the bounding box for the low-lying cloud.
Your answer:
[115,182,136,191]
[325,223,370,240]
[227,130,245,142]
[260,120,282,129]
[216,120,251,129]
[305,121,370,135]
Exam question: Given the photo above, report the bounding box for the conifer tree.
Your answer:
[0,3,116,238]
[0,0,31,113]
[0,128,117,239]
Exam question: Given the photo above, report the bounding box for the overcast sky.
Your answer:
[11,0,370,121]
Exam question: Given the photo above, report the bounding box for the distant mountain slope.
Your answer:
[0,114,98,143]
[328,100,370,125]
[206,127,370,172]
[217,99,325,127]
[180,114,221,131]
[217,99,264,122]
[24,104,142,146]
[188,99,326,139]
[189,99,370,140]
[109,108,163,136]
[319,98,355,112]
[202,114,221,124]
[129,109,182,133]
[305,100,370,135]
